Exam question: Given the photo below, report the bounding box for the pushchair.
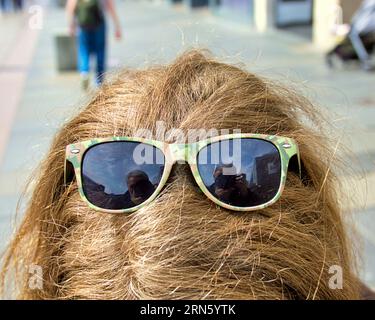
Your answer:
[326,0,375,71]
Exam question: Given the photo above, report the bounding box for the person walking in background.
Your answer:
[66,0,122,90]
[0,0,9,13]
[1,0,23,14]
[12,0,23,11]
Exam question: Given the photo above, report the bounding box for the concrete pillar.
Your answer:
[254,0,276,32]
[313,0,340,50]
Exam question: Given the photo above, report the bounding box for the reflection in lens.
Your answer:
[82,141,165,210]
[197,139,281,208]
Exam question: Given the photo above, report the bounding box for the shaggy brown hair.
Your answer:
[0,50,361,299]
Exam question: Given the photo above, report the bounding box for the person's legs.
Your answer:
[13,0,21,10]
[95,22,107,85]
[16,0,22,10]
[77,28,91,90]
[0,0,7,12]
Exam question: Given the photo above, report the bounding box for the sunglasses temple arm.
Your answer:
[295,143,302,180]
[64,158,75,185]
[64,159,68,185]
[288,139,302,180]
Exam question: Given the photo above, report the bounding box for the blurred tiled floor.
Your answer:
[0,0,374,289]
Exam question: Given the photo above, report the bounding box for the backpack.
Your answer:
[76,0,104,29]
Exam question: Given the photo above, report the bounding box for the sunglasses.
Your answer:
[65,134,301,213]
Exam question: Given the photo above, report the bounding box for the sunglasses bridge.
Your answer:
[168,143,192,163]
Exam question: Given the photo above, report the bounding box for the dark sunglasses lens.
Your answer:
[82,141,165,210]
[197,139,281,208]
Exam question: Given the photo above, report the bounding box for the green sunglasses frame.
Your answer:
[65,134,301,214]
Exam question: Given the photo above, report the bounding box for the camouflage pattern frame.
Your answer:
[65,134,301,214]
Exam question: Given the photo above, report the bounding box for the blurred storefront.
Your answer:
[169,0,209,8]
[208,0,313,27]
[275,0,313,27]
[170,0,364,50]
[209,0,254,25]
